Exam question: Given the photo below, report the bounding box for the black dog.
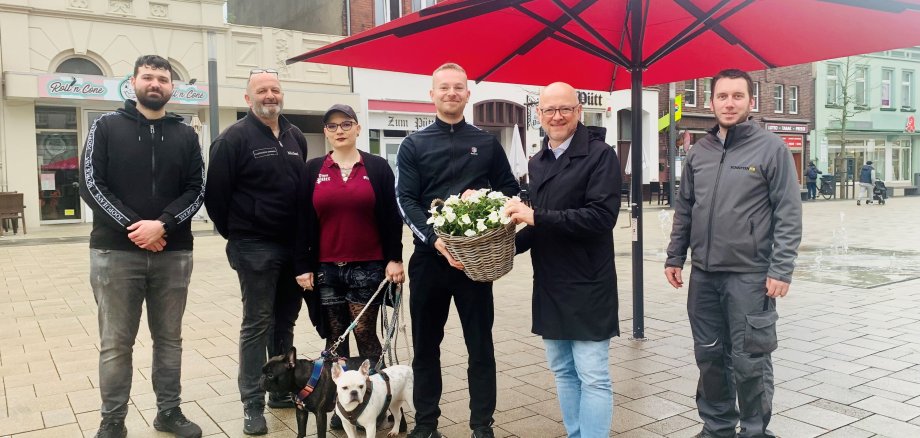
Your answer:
[261,347,366,438]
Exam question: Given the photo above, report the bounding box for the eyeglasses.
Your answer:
[539,106,579,117]
[249,68,279,76]
[324,121,356,131]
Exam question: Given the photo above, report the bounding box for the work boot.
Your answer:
[94,420,127,438]
[267,392,294,409]
[153,407,202,438]
[243,401,268,435]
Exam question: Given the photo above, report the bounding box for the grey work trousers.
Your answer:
[90,248,193,421]
[688,269,778,438]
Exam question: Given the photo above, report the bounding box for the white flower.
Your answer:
[464,229,477,237]
[445,211,457,222]
[445,195,461,205]
[461,214,472,224]
[487,211,499,223]
[476,219,487,232]
[467,190,483,203]
[434,216,446,227]
[487,190,506,200]
[429,206,439,215]
[500,215,512,225]
[443,206,454,215]
[426,216,436,224]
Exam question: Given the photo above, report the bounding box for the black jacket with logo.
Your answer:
[78,100,205,251]
[395,117,520,252]
[205,112,308,242]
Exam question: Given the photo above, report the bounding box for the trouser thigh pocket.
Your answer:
[743,310,778,354]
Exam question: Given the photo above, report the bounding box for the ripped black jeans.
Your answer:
[688,269,778,438]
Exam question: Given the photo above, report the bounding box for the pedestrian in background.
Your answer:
[805,161,822,201]
[505,82,622,438]
[80,54,204,438]
[857,160,875,205]
[665,69,802,438]
[204,68,310,435]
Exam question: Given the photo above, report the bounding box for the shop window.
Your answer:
[35,107,81,222]
[55,58,104,76]
[583,111,603,127]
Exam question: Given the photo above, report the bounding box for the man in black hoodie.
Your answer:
[204,69,308,435]
[79,55,204,438]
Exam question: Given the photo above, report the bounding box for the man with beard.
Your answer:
[395,63,519,438]
[79,55,205,438]
[664,69,802,438]
[205,69,309,435]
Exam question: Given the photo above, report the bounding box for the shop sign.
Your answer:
[779,135,803,149]
[38,74,208,105]
[577,91,604,107]
[369,112,436,130]
[766,123,808,133]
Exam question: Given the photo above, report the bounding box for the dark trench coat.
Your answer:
[515,123,622,341]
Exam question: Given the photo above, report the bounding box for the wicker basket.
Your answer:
[431,199,516,282]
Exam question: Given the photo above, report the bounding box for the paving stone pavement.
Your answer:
[0,197,919,437]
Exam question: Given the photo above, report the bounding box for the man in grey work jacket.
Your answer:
[664,69,802,438]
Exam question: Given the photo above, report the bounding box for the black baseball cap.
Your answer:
[867,161,873,165]
[323,104,358,123]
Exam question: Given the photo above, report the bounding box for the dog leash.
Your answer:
[377,282,403,370]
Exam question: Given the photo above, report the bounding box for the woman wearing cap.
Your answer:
[295,104,404,363]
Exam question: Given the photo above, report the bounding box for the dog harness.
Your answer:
[336,370,392,428]
[293,358,347,410]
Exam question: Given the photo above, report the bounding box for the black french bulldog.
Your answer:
[260,347,365,438]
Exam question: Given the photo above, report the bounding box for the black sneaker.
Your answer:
[243,402,268,435]
[267,392,295,409]
[471,426,494,438]
[407,427,445,438]
[153,407,202,438]
[94,421,127,438]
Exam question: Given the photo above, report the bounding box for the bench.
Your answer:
[903,186,919,196]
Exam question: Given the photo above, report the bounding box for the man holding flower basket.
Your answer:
[395,63,519,438]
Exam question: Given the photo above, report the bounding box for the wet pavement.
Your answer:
[0,197,919,437]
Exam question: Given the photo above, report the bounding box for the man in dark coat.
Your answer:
[505,82,621,438]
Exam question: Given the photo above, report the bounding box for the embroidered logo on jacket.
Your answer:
[316,173,331,184]
[470,146,478,156]
[252,147,278,159]
[730,165,758,173]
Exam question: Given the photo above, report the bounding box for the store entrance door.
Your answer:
[36,106,82,223]
[383,138,402,171]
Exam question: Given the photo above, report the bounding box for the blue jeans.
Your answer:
[226,239,302,405]
[543,338,613,438]
[90,248,193,421]
[806,181,817,199]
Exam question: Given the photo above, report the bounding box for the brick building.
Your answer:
[657,64,815,188]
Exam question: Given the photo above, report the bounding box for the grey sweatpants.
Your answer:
[688,269,778,438]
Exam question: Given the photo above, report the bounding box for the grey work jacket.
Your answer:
[666,119,802,283]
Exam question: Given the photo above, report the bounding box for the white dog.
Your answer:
[331,359,414,438]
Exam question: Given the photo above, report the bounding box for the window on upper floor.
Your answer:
[752,81,760,112]
[855,66,868,107]
[412,0,437,12]
[376,0,402,25]
[703,78,712,108]
[684,79,697,107]
[774,84,784,113]
[55,57,104,76]
[826,64,842,106]
[902,70,914,109]
[789,86,799,114]
[881,68,894,108]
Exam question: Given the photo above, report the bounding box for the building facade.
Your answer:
[0,0,356,230]
[813,48,920,190]
[658,64,815,188]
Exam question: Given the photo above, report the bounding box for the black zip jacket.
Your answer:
[296,151,404,275]
[396,117,520,252]
[78,99,205,251]
[205,111,308,242]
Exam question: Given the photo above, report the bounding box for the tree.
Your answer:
[824,56,872,199]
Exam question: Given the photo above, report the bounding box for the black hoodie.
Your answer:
[79,100,205,251]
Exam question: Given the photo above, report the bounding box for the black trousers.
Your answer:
[408,250,496,430]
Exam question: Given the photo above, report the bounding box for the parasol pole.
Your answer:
[629,0,645,340]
